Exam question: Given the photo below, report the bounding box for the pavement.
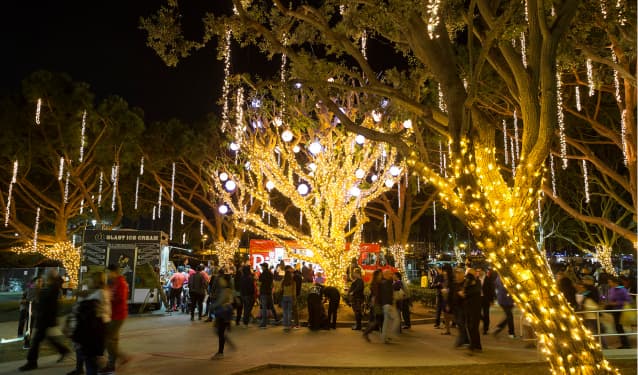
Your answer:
[0,307,634,375]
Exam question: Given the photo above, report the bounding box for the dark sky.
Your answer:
[0,1,230,123]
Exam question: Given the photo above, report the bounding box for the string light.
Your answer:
[152,206,156,221]
[582,160,590,204]
[595,245,616,276]
[35,98,41,125]
[79,110,86,162]
[513,110,520,161]
[134,177,140,210]
[426,0,441,38]
[157,185,162,218]
[111,164,118,212]
[64,172,70,204]
[621,109,628,166]
[220,28,232,132]
[510,136,516,176]
[503,120,509,165]
[200,219,204,236]
[182,232,186,244]
[80,199,84,214]
[586,59,595,96]
[360,30,367,60]
[5,160,18,227]
[58,157,65,181]
[556,69,568,169]
[600,0,608,18]
[140,157,144,176]
[32,207,40,252]
[97,171,103,206]
[611,50,621,104]
[12,242,81,287]
[550,154,557,197]
[438,83,447,113]
[524,0,529,21]
[383,213,387,228]
[439,141,444,175]
[575,86,582,111]
[180,210,184,225]
[169,162,175,240]
[433,201,436,230]
[520,32,527,68]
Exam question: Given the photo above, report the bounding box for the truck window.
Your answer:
[362,252,377,266]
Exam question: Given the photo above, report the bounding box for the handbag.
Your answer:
[214,303,233,320]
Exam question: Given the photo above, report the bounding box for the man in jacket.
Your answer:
[258,263,277,328]
[19,270,70,372]
[239,264,255,327]
[492,274,515,338]
[189,264,207,321]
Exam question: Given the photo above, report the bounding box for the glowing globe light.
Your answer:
[293,145,301,153]
[385,178,394,188]
[219,172,229,182]
[297,183,309,196]
[274,117,283,127]
[403,119,413,129]
[355,135,365,145]
[308,163,317,172]
[308,141,322,155]
[355,168,366,179]
[371,110,382,123]
[371,174,378,182]
[350,186,361,197]
[218,204,229,215]
[230,142,240,151]
[266,181,275,191]
[244,161,251,170]
[327,77,335,82]
[224,180,237,192]
[251,98,261,108]
[294,82,302,89]
[390,165,401,176]
[282,130,294,142]
[380,98,389,108]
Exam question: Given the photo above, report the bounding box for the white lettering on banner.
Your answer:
[104,234,159,242]
[252,254,265,270]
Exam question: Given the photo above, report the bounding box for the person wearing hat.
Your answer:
[258,263,278,328]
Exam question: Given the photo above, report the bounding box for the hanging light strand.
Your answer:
[611,50,622,104]
[433,201,437,230]
[134,177,140,210]
[180,210,184,225]
[64,172,70,204]
[582,160,590,203]
[502,120,509,165]
[32,207,40,252]
[97,171,103,206]
[111,164,119,211]
[621,109,628,166]
[575,86,582,111]
[200,219,204,236]
[586,59,595,96]
[556,69,568,169]
[510,136,516,177]
[169,162,176,240]
[5,160,18,227]
[426,0,441,39]
[79,110,86,163]
[35,98,42,125]
[220,28,233,133]
[520,32,527,68]
[58,157,65,181]
[438,83,447,113]
[513,109,520,161]
[360,29,367,60]
[157,185,162,218]
[550,154,557,196]
[140,157,145,176]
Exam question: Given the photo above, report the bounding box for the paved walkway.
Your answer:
[0,307,548,375]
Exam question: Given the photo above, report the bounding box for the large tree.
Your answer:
[142,1,635,372]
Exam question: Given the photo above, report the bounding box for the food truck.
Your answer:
[80,229,171,311]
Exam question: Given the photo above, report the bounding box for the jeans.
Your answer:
[76,346,99,375]
[259,294,274,326]
[281,296,293,328]
[106,319,126,367]
[496,304,515,335]
[327,296,340,329]
[27,325,69,363]
[169,287,182,310]
[189,291,204,319]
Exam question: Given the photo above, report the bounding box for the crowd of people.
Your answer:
[17,265,130,374]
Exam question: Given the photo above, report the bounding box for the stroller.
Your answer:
[180,285,191,313]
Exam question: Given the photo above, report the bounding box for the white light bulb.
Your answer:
[224,180,237,192]
[355,135,365,145]
[390,165,401,176]
[371,174,378,182]
[230,142,240,151]
[274,117,283,127]
[297,183,309,196]
[308,163,317,172]
[219,205,229,215]
[244,161,251,170]
[403,119,412,129]
[266,181,275,191]
[350,186,361,197]
[355,168,365,179]
[308,141,322,155]
[294,82,302,89]
[371,110,382,122]
[385,178,394,188]
[293,145,300,153]
[282,130,293,142]
[219,172,229,182]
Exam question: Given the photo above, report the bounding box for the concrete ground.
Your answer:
[0,307,634,375]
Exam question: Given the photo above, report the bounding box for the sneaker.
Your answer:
[18,362,37,372]
[293,325,300,329]
[508,334,517,339]
[211,352,224,360]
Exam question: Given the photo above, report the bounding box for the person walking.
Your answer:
[492,274,515,339]
[462,266,483,353]
[394,272,411,329]
[606,277,631,349]
[478,268,495,335]
[68,272,110,375]
[211,276,235,359]
[258,263,277,328]
[363,269,384,342]
[239,264,255,327]
[19,269,70,372]
[379,269,399,343]
[189,264,207,321]
[102,264,130,373]
[348,268,365,330]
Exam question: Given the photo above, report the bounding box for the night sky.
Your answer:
[0,1,234,123]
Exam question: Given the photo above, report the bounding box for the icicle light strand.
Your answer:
[64,172,70,204]
[140,157,144,176]
[503,120,509,165]
[550,154,557,196]
[134,177,140,210]
[556,70,568,168]
[513,110,520,161]
[520,32,527,68]
[220,28,233,132]
[621,109,628,165]
[35,98,41,125]
[360,30,367,60]
[510,136,516,177]
[575,86,582,111]
[32,207,40,252]
[58,157,65,180]
[586,59,595,96]
[80,199,84,214]
[79,110,86,162]
[438,83,447,113]
[97,171,103,206]
[5,160,18,227]
[180,210,184,225]
[611,50,622,104]
[433,201,437,230]
[157,185,162,218]
[582,160,590,203]
[169,162,175,240]
[200,219,204,235]
[111,164,118,211]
